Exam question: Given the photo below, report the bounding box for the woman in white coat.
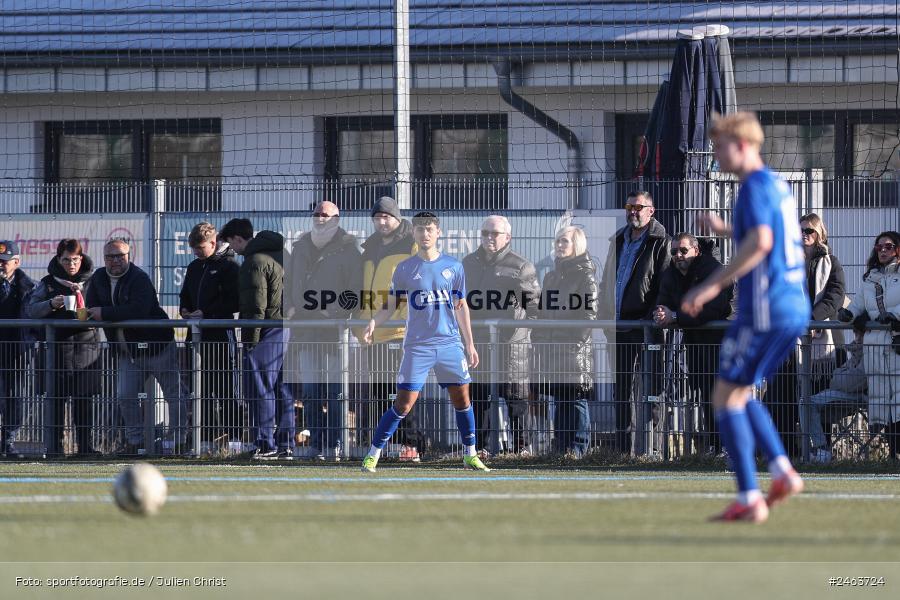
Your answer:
[839,231,900,459]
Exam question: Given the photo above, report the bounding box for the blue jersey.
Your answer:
[733,168,810,330]
[390,253,467,347]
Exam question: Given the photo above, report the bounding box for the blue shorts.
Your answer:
[719,321,807,386]
[397,343,471,392]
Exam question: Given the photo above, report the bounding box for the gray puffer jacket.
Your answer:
[532,252,599,392]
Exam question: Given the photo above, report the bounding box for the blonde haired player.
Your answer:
[682,112,807,523]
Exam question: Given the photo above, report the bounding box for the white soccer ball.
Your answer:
[113,463,168,516]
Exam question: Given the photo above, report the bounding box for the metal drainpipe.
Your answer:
[494,60,584,209]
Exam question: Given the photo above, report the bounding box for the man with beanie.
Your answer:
[220,218,294,459]
[285,202,362,461]
[357,197,428,460]
[0,241,34,456]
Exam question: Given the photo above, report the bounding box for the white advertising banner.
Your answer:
[1,214,150,274]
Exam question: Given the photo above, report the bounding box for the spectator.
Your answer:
[0,241,34,456]
[85,238,187,455]
[179,222,241,447]
[767,213,847,458]
[838,230,900,459]
[357,197,426,460]
[26,239,101,456]
[463,214,540,456]
[654,233,733,454]
[532,226,598,457]
[801,213,846,373]
[599,190,670,455]
[285,201,362,461]
[220,218,295,459]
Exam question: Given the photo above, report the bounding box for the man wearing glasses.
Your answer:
[599,190,670,456]
[654,233,734,455]
[85,238,186,455]
[285,201,362,461]
[463,215,540,456]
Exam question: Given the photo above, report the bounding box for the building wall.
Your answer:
[0,73,895,211]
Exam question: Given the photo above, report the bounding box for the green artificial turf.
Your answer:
[0,462,897,599]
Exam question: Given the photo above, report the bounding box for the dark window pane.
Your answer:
[762,124,835,177]
[149,133,222,180]
[337,130,403,180]
[59,134,133,180]
[853,123,900,180]
[430,128,507,178]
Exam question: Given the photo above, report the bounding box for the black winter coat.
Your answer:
[26,255,101,370]
[286,228,363,342]
[0,269,35,361]
[532,252,599,392]
[656,240,734,346]
[599,218,670,323]
[463,244,541,398]
[179,242,240,342]
[85,263,174,357]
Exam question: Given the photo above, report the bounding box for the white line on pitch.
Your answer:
[0,491,898,504]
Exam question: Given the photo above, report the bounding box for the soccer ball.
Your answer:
[112,463,168,516]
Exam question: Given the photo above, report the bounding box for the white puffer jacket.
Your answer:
[846,261,900,425]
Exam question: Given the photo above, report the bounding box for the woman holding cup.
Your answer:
[25,239,101,456]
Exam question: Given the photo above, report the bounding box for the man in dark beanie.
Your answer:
[356,197,429,460]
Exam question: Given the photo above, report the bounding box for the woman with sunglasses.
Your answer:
[532,226,598,458]
[838,231,900,459]
[776,213,846,462]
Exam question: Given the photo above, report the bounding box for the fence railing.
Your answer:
[2,176,898,214]
[0,318,895,463]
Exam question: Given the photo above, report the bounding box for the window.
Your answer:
[148,133,222,181]
[43,119,222,212]
[324,114,507,209]
[762,124,836,177]
[59,134,134,181]
[853,123,900,180]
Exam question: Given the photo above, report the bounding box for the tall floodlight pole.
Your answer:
[394,0,412,208]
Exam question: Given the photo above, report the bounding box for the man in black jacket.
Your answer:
[599,190,670,455]
[220,218,294,459]
[463,215,540,455]
[285,201,362,461]
[0,241,34,456]
[86,238,186,455]
[654,233,734,454]
[180,222,240,446]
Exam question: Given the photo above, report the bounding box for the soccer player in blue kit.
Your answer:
[682,112,808,523]
[361,212,490,472]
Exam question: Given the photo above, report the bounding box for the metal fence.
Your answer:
[1,318,896,463]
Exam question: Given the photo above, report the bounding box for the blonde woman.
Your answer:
[532,226,598,457]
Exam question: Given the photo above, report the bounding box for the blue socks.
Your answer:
[371,407,405,450]
[744,400,787,463]
[455,406,477,448]
[716,407,758,493]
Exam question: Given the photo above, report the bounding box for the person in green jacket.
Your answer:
[220,218,295,459]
